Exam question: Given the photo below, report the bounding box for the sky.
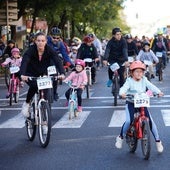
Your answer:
[123,0,170,37]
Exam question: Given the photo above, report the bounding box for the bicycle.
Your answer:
[8,66,20,106]
[155,52,164,81]
[143,60,153,81]
[65,82,79,120]
[110,62,120,106]
[25,73,54,148]
[125,92,152,160]
[84,58,92,99]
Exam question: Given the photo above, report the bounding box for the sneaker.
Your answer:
[156,141,164,153]
[42,125,48,135]
[107,79,112,87]
[77,106,82,112]
[21,102,30,118]
[115,136,123,149]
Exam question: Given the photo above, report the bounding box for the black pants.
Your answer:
[65,88,83,106]
[108,65,125,87]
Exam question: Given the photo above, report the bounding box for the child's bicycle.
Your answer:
[65,81,79,120]
[125,92,155,160]
[155,52,164,81]
[8,66,21,105]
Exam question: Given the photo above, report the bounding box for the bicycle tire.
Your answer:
[14,81,19,103]
[158,69,163,81]
[141,119,151,160]
[25,102,36,141]
[4,67,10,89]
[126,125,138,153]
[113,76,118,106]
[38,101,51,148]
[9,80,13,106]
[86,85,90,99]
[69,101,74,120]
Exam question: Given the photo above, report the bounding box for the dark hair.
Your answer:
[35,32,46,39]
[112,27,121,35]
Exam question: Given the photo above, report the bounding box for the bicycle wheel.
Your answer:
[25,102,36,141]
[69,101,74,119]
[38,101,51,148]
[14,81,19,103]
[4,67,10,89]
[86,84,90,99]
[9,80,13,106]
[112,76,118,106]
[158,69,163,81]
[141,119,151,160]
[126,125,138,153]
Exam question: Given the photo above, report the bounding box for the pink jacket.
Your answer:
[64,70,87,87]
[2,57,22,67]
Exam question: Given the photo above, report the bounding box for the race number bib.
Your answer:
[134,93,150,108]
[37,77,52,90]
[128,56,134,63]
[9,66,20,74]
[47,66,56,75]
[84,58,93,63]
[156,52,163,58]
[110,63,120,72]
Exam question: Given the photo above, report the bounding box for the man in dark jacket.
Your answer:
[103,27,128,87]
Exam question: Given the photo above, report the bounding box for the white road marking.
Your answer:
[52,111,91,128]
[108,110,125,127]
[161,110,170,126]
[0,113,25,128]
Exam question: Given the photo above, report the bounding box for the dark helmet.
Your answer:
[142,41,150,47]
[50,27,61,36]
[125,33,132,39]
[7,39,15,45]
[112,27,121,35]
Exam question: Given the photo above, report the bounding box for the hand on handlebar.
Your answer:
[21,75,29,82]
[103,60,108,66]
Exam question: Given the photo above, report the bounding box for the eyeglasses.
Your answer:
[52,36,60,39]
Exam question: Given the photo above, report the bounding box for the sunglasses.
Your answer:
[52,36,60,39]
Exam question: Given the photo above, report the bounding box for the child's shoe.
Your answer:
[106,79,112,87]
[77,106,82,112]
[115,136,123,149]
[156,141,164,153]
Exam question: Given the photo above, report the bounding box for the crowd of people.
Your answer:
[0,26,170,154]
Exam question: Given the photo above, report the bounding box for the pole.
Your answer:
[6,0,9,41]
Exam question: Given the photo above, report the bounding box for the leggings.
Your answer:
[120,102,160,141]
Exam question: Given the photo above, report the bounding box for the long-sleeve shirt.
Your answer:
[136,49,159,63]
[119,76,161,96]
[64,70,87,87]
[2,57,22,67]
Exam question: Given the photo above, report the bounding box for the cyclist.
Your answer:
[103,27,128,87]
[63,59,87,112]
[151,30,169,69]
[20,32,65,118]
[47,26,74,100]
[1,47,23,98]
[77,35,99,84]
[125,33,138,59]
[136,42,159,78]
[115,61,164,153]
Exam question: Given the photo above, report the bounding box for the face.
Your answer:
[75,64,83,72]
[52,36,60,43]
[12,52,20,58]
[144,45,150,51]
[132,68,144,81]
[35,35,47,51]
[114,32,121,40]
[127,38,132,43]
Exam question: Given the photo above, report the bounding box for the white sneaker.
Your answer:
[115,136,123,149]
[21,102,30,118]
[156,141,164,153]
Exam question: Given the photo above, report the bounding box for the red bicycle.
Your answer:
[125,92,151,160]
[8,66,20,105]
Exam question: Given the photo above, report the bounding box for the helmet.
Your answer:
[11,48,20,54]
[157,30,163,35]
[130,61,146,71]
[125,34,132,39]
[143,41,150,47]
[83,35,93,43]
[112,27,121,35]
[88,33,95,39]
[75,59,85,68]
[50,27,61,36]
[72,37,81,44]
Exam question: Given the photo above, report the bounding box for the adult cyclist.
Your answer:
[103,27,128,87]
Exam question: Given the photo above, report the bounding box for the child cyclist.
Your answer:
[115,60,164,153]
[1,47,23,98]
[63,59,87,112]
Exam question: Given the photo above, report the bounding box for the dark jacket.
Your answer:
[77,43,98,60]
[127,41,139,56]
[104,37,128,64]
[20,44,65,77]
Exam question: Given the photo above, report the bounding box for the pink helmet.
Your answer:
[11,48,20,54]
[130,61,146,71]
[75,59,85,68]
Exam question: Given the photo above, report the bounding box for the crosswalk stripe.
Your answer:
[108,110,125,127]
[161,110,170,126]
[0,113,25,128]
[52,111,91,128]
